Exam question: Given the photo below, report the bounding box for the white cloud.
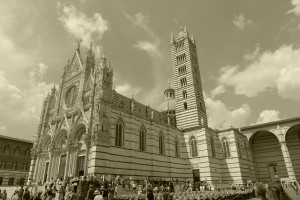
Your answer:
[244,45,260,61]
[287,0,300,16]
[205,93,251,129]
[255,110,280,125]
[57,4,108,51]
[0,64,53,140]
[217,45,300,100]
[210,85,226,98]
[115,83,142,98]
[232,13,252,30]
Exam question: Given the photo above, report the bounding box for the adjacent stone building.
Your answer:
[0,135,33,186]
[29,26,300,184]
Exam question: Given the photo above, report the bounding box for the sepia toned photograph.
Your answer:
[0,1,300,200]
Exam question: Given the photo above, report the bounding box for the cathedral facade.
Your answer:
[29,27,300,184]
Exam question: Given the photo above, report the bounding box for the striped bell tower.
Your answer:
[171,26,207,129]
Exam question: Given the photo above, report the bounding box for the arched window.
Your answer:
[25,148,31,157]
[3,145,9,155]
[14,147,19,156]
[174,137,180,158]
[184,102,188,110]
[159,132,165,155]
[8,177,14,186]
[13,162,17,170]
[183,90,187,99]
[189,136,198,157]
[119,101,125,109]
[211,136,215,158]
[139,126,146,152]
[222,138,231,158]
[115,118,124,147]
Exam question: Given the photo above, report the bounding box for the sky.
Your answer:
[0,0,300,141]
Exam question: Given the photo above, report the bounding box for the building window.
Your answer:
[189,136,198,157]
[222,138,231,158]
[8,177,14,186]
[139,126,146,152]
[159,132,165,155]
[176,53,186,65]
[211,136,215,158]
[1,161,6,169]
[183,102,188,110]
[25,148,31,157]
[182,90,187,99]
[180,77,187,86]
[119,101,125,109]
[175,138,180,158]
[178,65,186,75]
[175,41,184,52]
[14,147,20,156]
[115,118,124,147]
[0,177,3,185]
[3,145,9,155]
[13,162,17,170]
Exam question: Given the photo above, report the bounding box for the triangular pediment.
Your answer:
[65,50,83,79]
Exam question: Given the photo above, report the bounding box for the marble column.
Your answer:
[280,141,296,181]
[33,156,40,181]
[29,153,37,180]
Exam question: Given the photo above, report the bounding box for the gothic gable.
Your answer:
[65,50,83,80]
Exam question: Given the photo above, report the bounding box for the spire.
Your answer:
[77,38,82,53]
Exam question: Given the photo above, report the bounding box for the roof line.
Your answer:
[0,134,34,143]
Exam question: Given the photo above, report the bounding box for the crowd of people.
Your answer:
[0,175,299,200]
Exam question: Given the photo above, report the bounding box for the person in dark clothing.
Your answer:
[100,185,108,200]
[22,187,31,200]
[147,189,154,200]
[85,185,94,200]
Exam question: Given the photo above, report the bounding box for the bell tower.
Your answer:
[171,26,207,129]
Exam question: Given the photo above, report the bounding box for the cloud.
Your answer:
[255,110,280,125]
[0,64,53,140]
[124,12,166,107]
[210,85,226,98]
[115,83,142,98]
[57,4,108,53]
[205,93,251,129]
[287,0,300,16]
[216,45,300,100]
[232,13,252,30]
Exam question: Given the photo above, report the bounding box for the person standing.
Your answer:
[2,190,7,200]
[22,187,31,200]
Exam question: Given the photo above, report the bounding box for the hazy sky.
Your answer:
[1,0,300,141]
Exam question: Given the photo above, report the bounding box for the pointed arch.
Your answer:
[189,136,198,157]
[52,129,68,148]
[139,125,146,152]
[70,122,87,143]
[159,132,165,155]
[115,118,124,147]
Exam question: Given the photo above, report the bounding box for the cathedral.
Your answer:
[29,27,300,184]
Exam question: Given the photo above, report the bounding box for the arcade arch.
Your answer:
[250,130,288,183]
